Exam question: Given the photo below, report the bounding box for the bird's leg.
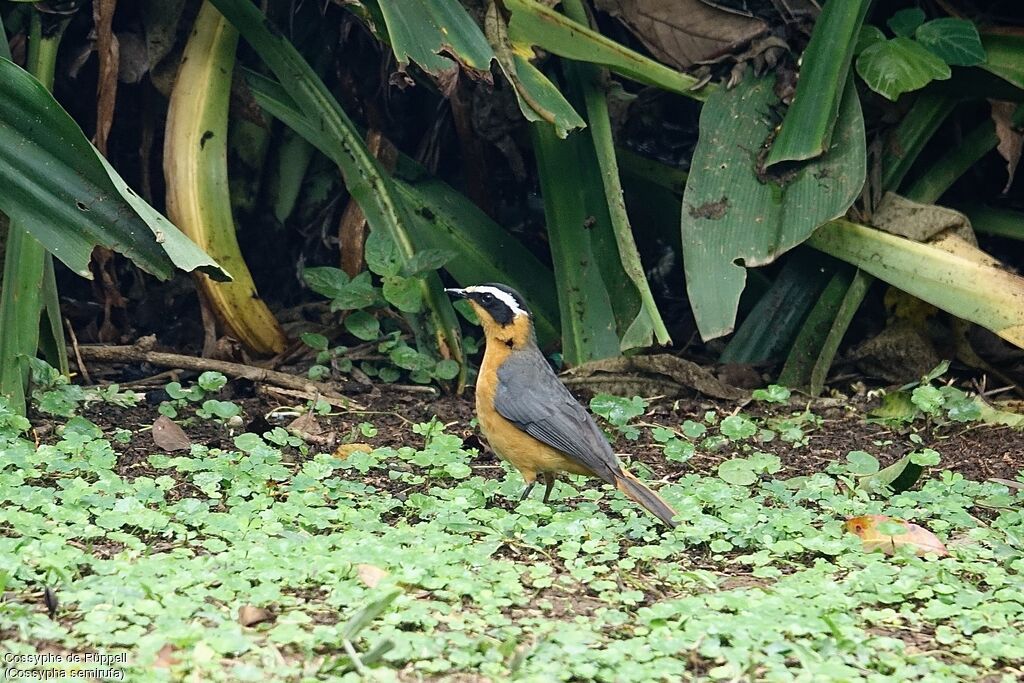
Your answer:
[542,472,555,503]
[519,480,537,501]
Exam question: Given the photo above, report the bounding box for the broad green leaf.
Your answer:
[302,266,351,299]
[855,25,885,54]
[846,450,879,476]
[344,311,381,341]
[0,58,223,280]
[980,34,1024,89]
[766,0,870,165]
[808,219,1024,348]
[365,229,402,277]
[405,249,454,276]
[886,8,925,37]
[915,18,986,66]
[856,37,950,101]
[859,454,923,494]
[718,459,757,486]
[377,0,493,79]
[681,74,865,340]
[383,275,423,314]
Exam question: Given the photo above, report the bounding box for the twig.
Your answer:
[64,318,92,385]
[76,343,355,403]
[259,385,365,410]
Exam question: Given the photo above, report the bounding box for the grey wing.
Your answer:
[494,351,620,482]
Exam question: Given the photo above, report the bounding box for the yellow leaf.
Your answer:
[845,514,948,557]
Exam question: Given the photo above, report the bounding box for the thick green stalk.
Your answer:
[0,12,67,414]
[560,0,671,350]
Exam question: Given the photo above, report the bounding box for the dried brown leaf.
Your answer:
[990,100,1022,194]
[92,0,119,156]
[151,415,191,452]
[153,643,180,669]
[595,0,767,69]
[356,563,389,588]
[238,605,274,627]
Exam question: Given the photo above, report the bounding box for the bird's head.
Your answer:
[445,284,534,348]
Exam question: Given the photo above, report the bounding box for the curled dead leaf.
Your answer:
[153,643,180,669]
[151,415,191,452]
[334,443,374,460]
[990,100,1022,193]
[845,514,948,557]
[356,563,389,588]
[238,605,274,627]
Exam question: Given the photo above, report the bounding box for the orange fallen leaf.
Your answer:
[334,443,373,460]
[845,514,948,557]
[356,563,389,588]
[238,605,275,627]
[153,643,180,669]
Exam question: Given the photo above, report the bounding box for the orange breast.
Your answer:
[475,346,594,482]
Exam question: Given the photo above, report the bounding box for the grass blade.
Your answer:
[980,33,1024,89]
[778,266,872,394]
[766,0,871,165]
[904,103,1022,204]
[880,93,955,191]
[720,249,835,365]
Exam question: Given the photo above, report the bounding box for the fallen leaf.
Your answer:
[595,0,768,69]
[287,412,324,437]
[563,354,747,400]
[151,415,191,452]
[845,514,948,557]
[334,443,373,460]
[153,644,180,669]
[356,564,389,588]
[990,99,1022,193]
[237,605,274,627]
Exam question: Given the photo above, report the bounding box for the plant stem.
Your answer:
[0,11,68,414]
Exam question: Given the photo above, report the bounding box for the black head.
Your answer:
[445,283,531,327]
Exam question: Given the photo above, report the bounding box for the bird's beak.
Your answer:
[445,288,468,300]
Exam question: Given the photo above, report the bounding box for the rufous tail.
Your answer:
[615,469,678,528]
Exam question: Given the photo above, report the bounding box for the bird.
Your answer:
[445,283,679,528]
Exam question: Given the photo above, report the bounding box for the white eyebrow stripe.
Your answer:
[465,286,526,316]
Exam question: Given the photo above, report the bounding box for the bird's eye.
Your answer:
[479,293,493,303]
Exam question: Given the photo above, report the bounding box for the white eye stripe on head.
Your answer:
[465,286,526,317]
